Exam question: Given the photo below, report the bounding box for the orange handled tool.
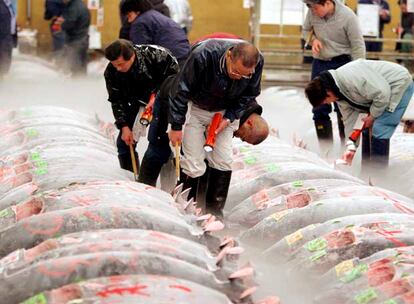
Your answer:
[204,113,223,152]
[139,93,156,125]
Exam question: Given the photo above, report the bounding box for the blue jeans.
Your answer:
[373,82,414,139]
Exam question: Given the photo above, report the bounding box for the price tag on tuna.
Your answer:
[0,208,10,218]
[239,147,250,153]
[354,288,378,304]
[335,259,354,277]
[244,155,257,165]
[30,152,41,161]
[285,230,303,246]
[292,181,304,188]
[26,129,39,138]
[34,168,48,176]
[270,210,290,222]
[384,300,398,304]
[34,160,48,168]
[340,263,368,283]
[309,249,327,262]
[266,164,280,172]
[305,238,327,252]
[22,293,48,304]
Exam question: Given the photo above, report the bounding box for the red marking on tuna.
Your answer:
[375,230,408,247]
[169,285,192,293]
[23,215,64,236]
[69,195,99,207]
[393,202,414,215]
[38,256,97,277]
[82,211,105,223]
[96,284,149,298]
[149,231,176,243]
[340,191,354,197]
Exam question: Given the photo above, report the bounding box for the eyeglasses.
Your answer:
[228,60,255,80]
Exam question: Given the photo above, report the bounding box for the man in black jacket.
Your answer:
[168,39,265,217]
[104,39,179,172]
[138,74,268,187]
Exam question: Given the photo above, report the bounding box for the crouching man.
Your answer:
[305,59,413,169]
[167,39,266,218]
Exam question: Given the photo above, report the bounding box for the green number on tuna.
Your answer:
[22,293,47,304]
[354,288,378,304]
[305,238,328,252]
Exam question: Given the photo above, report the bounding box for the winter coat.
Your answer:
[104,44,179,129]
[329,59,412,136]
[168,39,264,131]
[61,0,90,43]
[128,9,190,64]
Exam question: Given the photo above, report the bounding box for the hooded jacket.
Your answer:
[328,59,412,136]
[168,39,264,131]
[104,45,179,129]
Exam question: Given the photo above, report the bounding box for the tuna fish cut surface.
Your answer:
[314,246,414,303]
[240,196,414,249]
[21,275,232,304]
[226,161,363,210]
[263,213,414,265]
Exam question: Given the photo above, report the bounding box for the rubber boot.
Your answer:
[361,129,371,166]
[370,137,390,169]
[195,162,211,211]
[118,153,139,173]
[314,120,333,141]
[179,170,200,201]
[205,168,232,220]
[138,158,163,187]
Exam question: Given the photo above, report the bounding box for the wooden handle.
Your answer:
[175,143,180,182]
[129,144,139,181]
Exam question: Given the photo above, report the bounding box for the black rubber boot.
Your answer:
[361,129,371,166]
[179,170,200,201]
[138,158,163,187]
[118,153,139,173]
[205,168,232,220]
[336,111,346,142]
[370,137,390,169]
[314,120,333,141]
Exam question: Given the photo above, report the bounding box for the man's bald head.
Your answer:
[230,43,260,68]
[235,113,269,145]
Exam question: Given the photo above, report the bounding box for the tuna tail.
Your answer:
[202,215,225,233]
[229,265,255,280]
[216,245,244,265]
[292,132,307,149]
[270,127,279,138]
[172,183,184,200]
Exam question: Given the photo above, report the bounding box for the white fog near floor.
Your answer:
[2,55,414,304]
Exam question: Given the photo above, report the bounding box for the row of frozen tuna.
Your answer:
[0,106,275,304]
[225,137,414,303]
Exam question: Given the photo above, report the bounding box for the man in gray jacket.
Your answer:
[303,0,366,143]
[305,59,413,168]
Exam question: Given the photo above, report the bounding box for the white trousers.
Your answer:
[181,105,239,178]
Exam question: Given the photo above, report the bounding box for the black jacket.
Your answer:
[168,39,264,131]
[61,0,90,43]
[129,9,190,64]
[104,45,179,129]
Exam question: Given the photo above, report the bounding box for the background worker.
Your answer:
[167,39,265,217]
[57,0,90,76]
[304,59,413,170]
[120,0,190,65]
[44,0,66,62]
[302,0,366,143]
[0,0,16,78]
[104,39,178,172]
[164,0,193,35]
[358,0,391,53]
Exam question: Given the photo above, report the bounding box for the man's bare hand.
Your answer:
[169,130,182,146]
[215,118,230,135]
[342,150,356,166]
[312,39,323,56]
[121,126,135,146]
[362,115,375,129]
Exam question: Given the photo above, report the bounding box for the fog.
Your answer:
[1,54,414,303]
